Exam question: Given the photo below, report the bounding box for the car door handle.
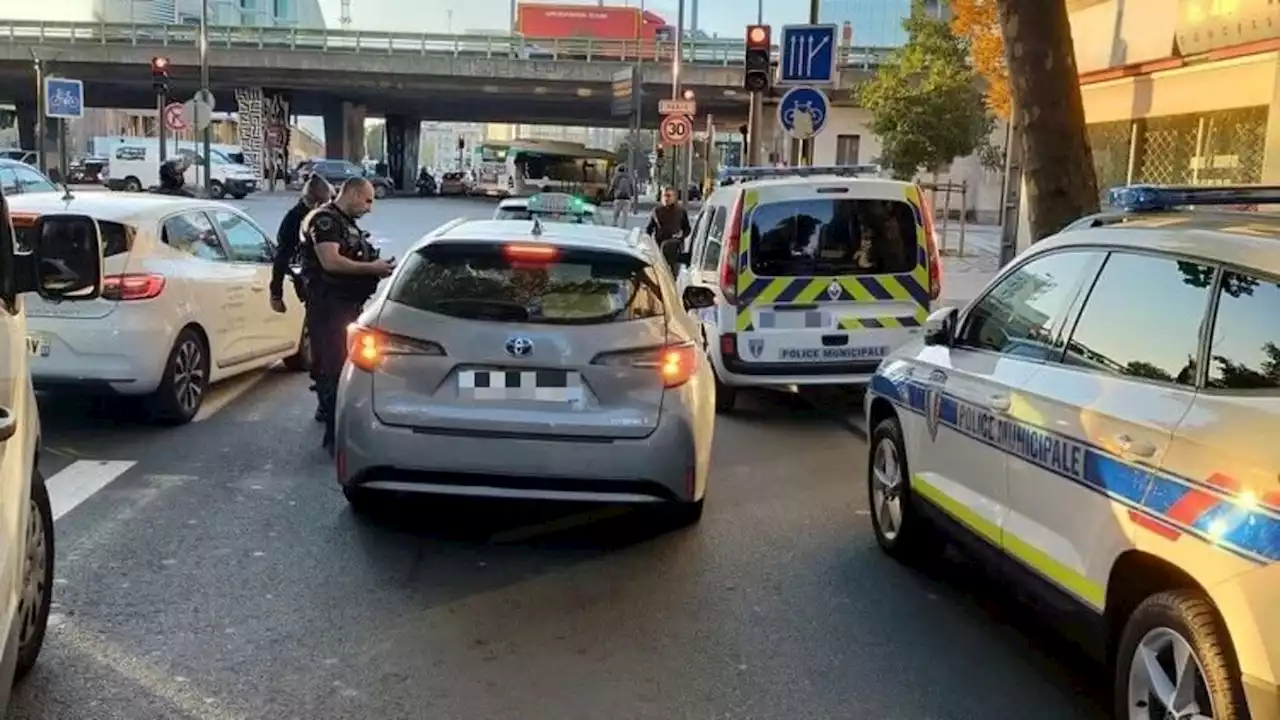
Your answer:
[0,406,16,443]
[1115,434,1157,459]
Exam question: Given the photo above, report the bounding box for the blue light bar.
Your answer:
[1107,184,1280,212]
[718,164,883,182]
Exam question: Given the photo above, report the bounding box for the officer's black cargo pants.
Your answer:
[307,293,364,450]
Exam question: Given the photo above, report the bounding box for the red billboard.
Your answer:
[516,3,668,41]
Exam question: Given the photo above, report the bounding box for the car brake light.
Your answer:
[719,192,744,304]
[917,189,943,301]
[102,273,165,301]
[593,341,699,388]
[504,243,558,263]
[347,325,445,372]
[719,333,736,358]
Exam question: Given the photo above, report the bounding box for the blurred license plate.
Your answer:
[25,335,49,357]
[459,369,585,402]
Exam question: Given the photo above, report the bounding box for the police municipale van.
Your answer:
[866,184,1280,720]
[674,165,943,412]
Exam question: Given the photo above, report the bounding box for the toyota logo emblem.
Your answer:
[505,336,534,357]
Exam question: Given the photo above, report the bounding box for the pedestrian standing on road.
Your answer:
[300,178,395,454]
[645,186,692,272]
[608,165,636,228]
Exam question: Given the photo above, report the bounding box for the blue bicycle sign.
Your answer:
[44,78,84,120]
[777,86,830,140]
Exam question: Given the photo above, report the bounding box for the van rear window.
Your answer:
[389,242,665,325]
[748,198,919,277]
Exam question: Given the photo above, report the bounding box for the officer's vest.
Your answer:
[300,205,379,301]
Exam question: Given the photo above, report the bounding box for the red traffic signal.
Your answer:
[746,25,770,48]
[150,56,170,74]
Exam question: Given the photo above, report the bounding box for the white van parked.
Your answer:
[102,140,259,199]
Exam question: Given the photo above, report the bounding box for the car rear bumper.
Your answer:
[27,312,170,394]
[336,371,703,504]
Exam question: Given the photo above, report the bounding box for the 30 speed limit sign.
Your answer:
[660,114,693,146]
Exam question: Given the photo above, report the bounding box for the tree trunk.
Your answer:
[996,0,1099,240]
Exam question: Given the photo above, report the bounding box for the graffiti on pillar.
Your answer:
[234,88,291,183]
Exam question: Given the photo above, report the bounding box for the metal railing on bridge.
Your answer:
[0,21,894,69]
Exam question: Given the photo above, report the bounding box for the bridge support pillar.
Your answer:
[383,114,421,193]
[323,100,366,163]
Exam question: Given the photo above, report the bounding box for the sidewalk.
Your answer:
[936,222,1002,308]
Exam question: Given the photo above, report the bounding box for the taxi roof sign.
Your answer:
[527,192,587,214]
[718,164,883,182]
[1108,184,1280,212]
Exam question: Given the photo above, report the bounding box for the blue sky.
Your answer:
[316,0,811,37]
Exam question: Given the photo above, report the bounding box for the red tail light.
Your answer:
[504,243,558,263]
[347,325,445,372]
[719,192,744,304]
[917,189,943,301]
[719,333,736,358]
[102,273,165,301]
[594,341,699,388]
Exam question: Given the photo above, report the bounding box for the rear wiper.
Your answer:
[431,299,530,321]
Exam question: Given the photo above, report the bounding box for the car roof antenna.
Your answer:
[59,171,74,202]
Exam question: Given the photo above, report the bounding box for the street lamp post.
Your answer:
[671,0,685,197]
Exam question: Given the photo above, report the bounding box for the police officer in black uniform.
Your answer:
[300,177,393,454]
[156,157,195,197]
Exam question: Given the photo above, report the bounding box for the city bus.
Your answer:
[469,139,616,201]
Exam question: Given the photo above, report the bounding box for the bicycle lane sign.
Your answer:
[44,77,84,120]
[777,86,829,141]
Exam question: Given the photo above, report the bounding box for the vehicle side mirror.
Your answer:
[29,214,104,301]
[682,285,716,310]
[923,306,957,347]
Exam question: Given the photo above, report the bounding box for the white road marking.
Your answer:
[46,459,138,521]
[193,369,270,422]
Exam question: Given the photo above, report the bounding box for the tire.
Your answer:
[146,327,210,425]
[282,325,311,372]
[209,180,226,199]
[1114,590,1248,720]
[664,499,704,527]
[15,469,53,680]
[373,184,388,199]
[867,415,941,561]
[123,176,142,193]
[713,375,737,413]
[343,486,376,515]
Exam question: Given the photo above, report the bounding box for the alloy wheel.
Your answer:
[871,437,904,541]
[18,496,47,646]
[1127,627,1215,720]
[173,339,206,414]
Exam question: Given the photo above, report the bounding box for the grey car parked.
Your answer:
[334,218,716,525]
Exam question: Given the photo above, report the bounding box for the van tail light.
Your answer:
[917,189,943,301]
[719,333,736,359]
[347,325,445,372]
[719,192,744,305]
[593,341,699,388]
[102,273,165,301]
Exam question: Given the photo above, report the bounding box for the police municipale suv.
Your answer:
[334,218,715,524]
[866,185,1280,720]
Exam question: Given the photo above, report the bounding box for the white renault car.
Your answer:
[865,184,1279,720]
[10,193,309,423]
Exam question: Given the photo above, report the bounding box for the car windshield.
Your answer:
[388,242,665,325]
[748,197,919,276]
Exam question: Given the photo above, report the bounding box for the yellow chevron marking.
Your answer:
[794,278,827,304]
[875,274,913,302]
[839,277,876,302]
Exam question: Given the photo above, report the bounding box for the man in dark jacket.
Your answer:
[155,158,195,197]
[645,186,692,271]
[270,174,333,313]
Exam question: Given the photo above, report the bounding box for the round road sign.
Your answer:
[164,102,187,132]
[660,114,692,146]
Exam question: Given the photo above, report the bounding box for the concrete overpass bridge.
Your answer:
[0,21,887,188]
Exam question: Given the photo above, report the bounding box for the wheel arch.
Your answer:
[1105,549,1210,660]
[867,394,899,436]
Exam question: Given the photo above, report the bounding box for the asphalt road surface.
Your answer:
[11,195,1108,720]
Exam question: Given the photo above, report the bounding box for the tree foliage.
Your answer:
[856,1,995,180]
[949,0,1010,119]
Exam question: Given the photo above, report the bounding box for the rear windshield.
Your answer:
[748,198,919,276]
[494,208,602,225]
[389,243,665,325]
[13,218,131,257]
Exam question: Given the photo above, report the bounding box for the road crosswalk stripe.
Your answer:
[46,460,137,522]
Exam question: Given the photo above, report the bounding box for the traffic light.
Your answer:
[150,56,170,94]
[744,25,771,92]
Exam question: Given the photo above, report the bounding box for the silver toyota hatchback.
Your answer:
[334,219,716,525]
